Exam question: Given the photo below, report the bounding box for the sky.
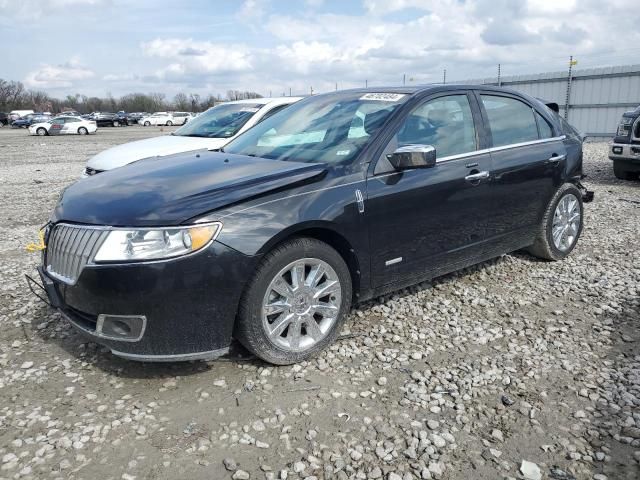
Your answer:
[1,0,639,99]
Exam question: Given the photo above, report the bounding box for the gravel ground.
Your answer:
[0,126,638,480]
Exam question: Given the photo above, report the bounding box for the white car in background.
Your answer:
[29,116,97,136]
[171,112,193,125]
[139,112,174,126]
[140,112,192,126]
[82,97,301,176]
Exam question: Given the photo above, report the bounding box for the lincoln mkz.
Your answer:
[32,85,593,364]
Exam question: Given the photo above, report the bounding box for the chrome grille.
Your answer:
[46,224,108,285]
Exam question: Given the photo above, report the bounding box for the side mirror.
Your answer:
[386,145,436,170]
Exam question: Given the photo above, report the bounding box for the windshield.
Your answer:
[223,92,408,164]
[174,103,263,138]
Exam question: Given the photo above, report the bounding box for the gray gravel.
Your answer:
[0,127,638,480]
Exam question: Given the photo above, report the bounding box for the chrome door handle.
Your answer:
[546,154,566,164]
[464,171,490,182]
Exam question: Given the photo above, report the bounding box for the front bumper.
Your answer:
[33,241,257,361]
[609,142,640,162]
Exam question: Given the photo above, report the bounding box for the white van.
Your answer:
[82,97,301,176]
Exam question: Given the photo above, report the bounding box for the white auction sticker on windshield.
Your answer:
[239,107,260,112]
[360,93,406,102]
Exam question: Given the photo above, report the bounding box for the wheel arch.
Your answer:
[255,222,362,302]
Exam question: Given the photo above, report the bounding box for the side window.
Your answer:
[395,94,477,158]
[481,95,539,147]
[65,117,79,123]
[535,111,553,138]
[257,104,288,124]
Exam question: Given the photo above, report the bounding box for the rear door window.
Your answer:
[535,111,553,138]
[481,95,539,147]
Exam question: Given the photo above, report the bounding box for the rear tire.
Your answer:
[236,238,352,365]
[113,121,120,127]
[526,183,583,261]
[144,121,150,126]
[36,127,47,136]
[613,161,634,180]
[166,120,173,126]
[78,127,88,135]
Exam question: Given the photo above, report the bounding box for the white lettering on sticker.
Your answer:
[360,93,406,102]
[336,150,351,156]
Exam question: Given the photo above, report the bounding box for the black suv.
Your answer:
[609,105,640,179]
[0,112,8,127]
[33,85,592,364]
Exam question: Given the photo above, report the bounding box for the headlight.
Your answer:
[93,222,221,262]
[617,117,634,136]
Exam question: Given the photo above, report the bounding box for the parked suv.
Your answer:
[33,86,592,364]
[609,105,640,179]
[0,112,8,127]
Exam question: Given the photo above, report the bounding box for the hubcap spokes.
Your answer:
[552,194,581,252]
[262,258,341,352]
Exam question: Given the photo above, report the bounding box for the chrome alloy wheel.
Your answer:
[262,258,342,352]
[552,193,581,252]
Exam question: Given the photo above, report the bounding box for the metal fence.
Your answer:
[463,64,640,138]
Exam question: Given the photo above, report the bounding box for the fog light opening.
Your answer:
[96,314,146,342]
[612,147,623,154]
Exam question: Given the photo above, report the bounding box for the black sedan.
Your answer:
[87,113,129,127]
[34,85,592,364]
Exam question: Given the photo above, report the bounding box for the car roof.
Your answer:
[330,84,533,97]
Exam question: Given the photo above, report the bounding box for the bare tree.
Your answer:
[173,93,190,111]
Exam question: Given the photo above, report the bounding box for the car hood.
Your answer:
[54,151,327,226]
[87,135,229,171]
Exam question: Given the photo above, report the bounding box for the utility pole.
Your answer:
[497,64,501,86]
[564,55,576,120]
[310,86,314,95]
[443,69,446,84]
[289,87,292,97]
[365,79,368,88]
[335,82,338,91]
[269,90,272,97]
[403,73,406,86]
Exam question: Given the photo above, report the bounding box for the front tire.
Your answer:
[527,183,583,261]
[613,161,634,180]
[36,127,47,136]
[166,120,173,126]
[236,238,352,365]
[144,121,150,126]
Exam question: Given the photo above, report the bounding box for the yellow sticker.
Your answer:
[26,229,46,252]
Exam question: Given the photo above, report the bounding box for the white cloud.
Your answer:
[0,0,110,19]
[142,38,253,80]
[363,0,430,15]
[24,59,95,88]
[6,0,640,98]
[237,0,269,20]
